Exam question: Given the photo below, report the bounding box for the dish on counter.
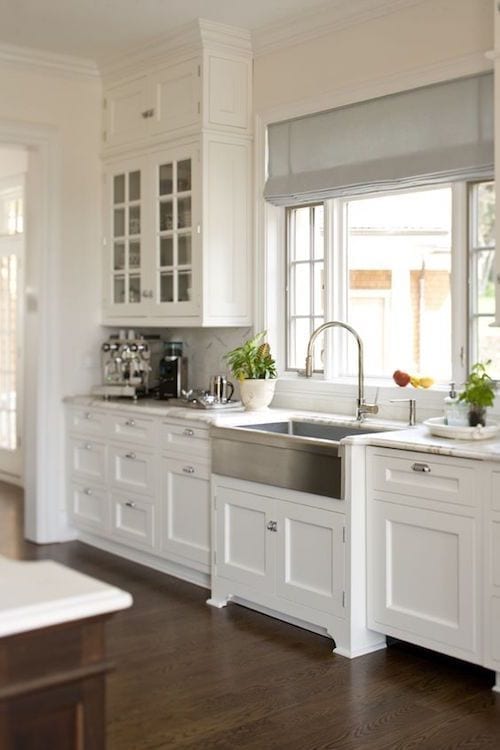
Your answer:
[423,417,499,440]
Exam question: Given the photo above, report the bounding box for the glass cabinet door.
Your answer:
[111,167,143,306]
[155,155,194,306]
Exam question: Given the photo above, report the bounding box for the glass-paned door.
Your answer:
[154,147,198,315]
[0,178,24,479]
[110,164,145,309]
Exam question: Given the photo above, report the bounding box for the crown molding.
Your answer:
[252,0,427,58]
[0,42,99,79]
[99,19,252,83]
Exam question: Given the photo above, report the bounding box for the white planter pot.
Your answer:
[239,379,277,411]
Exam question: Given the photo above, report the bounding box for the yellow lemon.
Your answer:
[410,376,421,388]
[419,377,434,389]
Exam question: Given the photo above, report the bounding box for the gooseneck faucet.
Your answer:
[304,320,379,421]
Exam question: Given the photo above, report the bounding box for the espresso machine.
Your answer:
[158,341,188,400]
[92,333,164,400]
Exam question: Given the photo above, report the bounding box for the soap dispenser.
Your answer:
[444,382,467,426]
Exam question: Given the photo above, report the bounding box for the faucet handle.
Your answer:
[390,398,417,426]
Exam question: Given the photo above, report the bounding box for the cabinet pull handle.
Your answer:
[124,501,136,508]
[141,109,154,119]
[83,488,93,495]
[125,452,136,460]
[183,466,195,474]
[266,520,278,532]
[412,462,431,473]
[125,419,136,427]
[183,428,194,437]
[84,412,92,420]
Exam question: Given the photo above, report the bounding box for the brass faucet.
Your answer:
[304,320,379,421]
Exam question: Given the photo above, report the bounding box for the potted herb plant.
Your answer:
[458,360,496,427]
[225,331,277,411]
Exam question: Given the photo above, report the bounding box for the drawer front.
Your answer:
[161,421,210,459]
[369,449,477,508]
[492,471,500,512]
[69,438,107,484]
[109,445,156,497]
[68,407,107,437]
[111,493,155,551]
[109,413,158,446]
[70,482,108,534]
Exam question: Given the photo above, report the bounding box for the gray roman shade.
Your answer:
[264,73,494,205]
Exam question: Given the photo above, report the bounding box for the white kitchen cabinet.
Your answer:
[109,444,156,498]
[111,492,156,552]
[101,22,252,327]
[210,476,347,644]
[366,447,482,664]
[484,468,500,681]
[69,437,107,486]
[160,457,211,568]
[70,482,109,535]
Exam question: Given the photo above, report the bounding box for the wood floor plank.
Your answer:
[2,484,499,750]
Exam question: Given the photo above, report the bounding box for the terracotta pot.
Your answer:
[239,379,276,411]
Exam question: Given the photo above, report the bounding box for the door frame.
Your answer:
[0,121,73,542]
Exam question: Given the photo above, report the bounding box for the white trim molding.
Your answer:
[252,0,426,58]
[0,42,98,79]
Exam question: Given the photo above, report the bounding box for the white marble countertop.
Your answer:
[64,395,500,462]
[0,556,133,638]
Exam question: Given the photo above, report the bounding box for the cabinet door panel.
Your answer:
[70,483,108,534]
[105,76,148,147]
[492,471,500,511]
[275,501,345,616]
[160,421,209,459]
[215,486,275,593]
[111,493,155,551]
[68,408,107,438]
[109,445,156,497]
[207,54,250,130]
[150,60,200,136]
[69,438,107,484]
[160,458,210,565]
[368,499,479,655]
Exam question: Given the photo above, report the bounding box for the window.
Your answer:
[469,182,500,379]
[285,181,496,383]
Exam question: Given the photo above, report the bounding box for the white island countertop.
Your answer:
[0,556,132,638]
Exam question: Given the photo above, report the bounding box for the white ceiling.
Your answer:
[0,0,333,63]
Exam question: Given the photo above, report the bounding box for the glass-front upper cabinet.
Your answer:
[110,164,144,308]
[153,146,198,314]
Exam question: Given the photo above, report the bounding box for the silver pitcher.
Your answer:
[209,375,234,403]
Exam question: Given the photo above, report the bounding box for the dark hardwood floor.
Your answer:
[2,481,500,749]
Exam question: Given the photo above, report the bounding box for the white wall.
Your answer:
[0,62,102,540]
[254,0,492,112]
[0,146,28,178]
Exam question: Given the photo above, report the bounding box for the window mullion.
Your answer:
[451,181,468,385]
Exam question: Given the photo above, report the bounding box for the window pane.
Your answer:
[159,164,173,196]
[160,272,173,302]
[113,208,125,238]
[313,263,324,316]
[113,275,125,304]
[291,263,310,316]
[160,237,173,267]
[0,255,18,450]
[129,205,140,235]
[289,318,311,370]
[178,234,191,266]
[178,197,191,229]
[346,187,452,380]
[474,317,500,379]
[113,242,125,271]
[474,250,495,315]
[290,206,311,261]
[474,181,495,247]
[113,174,125,204]
[177,160,191,192]
[129,275,141,303]
[129,171,140,202]
[178,272,192,301]
[129,241,140,269]
[313,205,324,259]
[159,201,173,231]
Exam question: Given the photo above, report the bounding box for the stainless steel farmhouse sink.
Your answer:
[211,419,390,500]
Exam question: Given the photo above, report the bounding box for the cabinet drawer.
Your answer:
[109,445,156,497]
[70,482,108,534]
[369,449,477,508]
[111,493,155,551]
[109,413,158,446]
[68,408,107,437]
[160,421,210,459]
[69,438,107,484]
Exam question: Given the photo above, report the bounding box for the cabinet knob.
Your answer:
[266,520,278,532]
[84,412,92,420]
[182,466,195,474]
[125,452,136,460]
[125,419,136,427]
[183,428,194,437]
[141,108,155,119]
[411,462,431,473]
[83,488,93,496]
[84,443,92,450]
[124,501,136,508]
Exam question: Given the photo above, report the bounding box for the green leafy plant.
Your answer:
[458,360,496,409]
[225,331,277,382]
